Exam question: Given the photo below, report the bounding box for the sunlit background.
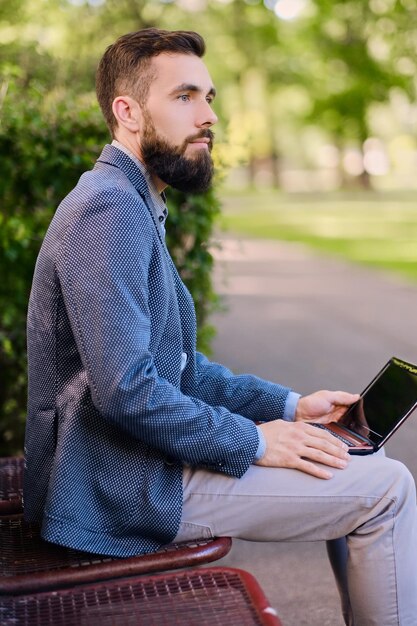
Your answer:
[2,0,417,192]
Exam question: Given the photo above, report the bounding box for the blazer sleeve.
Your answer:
[189,352,292,423]
[56,187,259,477]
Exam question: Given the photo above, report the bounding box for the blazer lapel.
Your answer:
[96,144,167,247]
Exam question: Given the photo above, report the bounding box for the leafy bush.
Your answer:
[0,81,220,456]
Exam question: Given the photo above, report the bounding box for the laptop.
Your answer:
[312,357,417,455]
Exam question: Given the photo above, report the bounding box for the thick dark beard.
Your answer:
[140,116,215,194]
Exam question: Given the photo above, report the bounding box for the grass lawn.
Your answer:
[218,189,417,284]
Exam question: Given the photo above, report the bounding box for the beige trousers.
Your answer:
[174,451,417,626]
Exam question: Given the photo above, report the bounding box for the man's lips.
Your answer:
[189,138,210,145]
[183,130,214,153]
[188,137,211,150]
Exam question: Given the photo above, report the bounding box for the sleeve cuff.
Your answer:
[254,426,267,461]
[283,391,301,421]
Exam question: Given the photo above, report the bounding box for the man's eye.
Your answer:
[178,94,190,102]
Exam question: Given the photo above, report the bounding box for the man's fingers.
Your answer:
[302,444,350,469]
[296,458,334,480]
[295,390,360,423]
[305,423,349,453]
[301,426,351,469]
[330,391,360,406]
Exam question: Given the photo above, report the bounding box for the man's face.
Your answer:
[138,53,218,193]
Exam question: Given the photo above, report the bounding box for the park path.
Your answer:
[210,236,417,626]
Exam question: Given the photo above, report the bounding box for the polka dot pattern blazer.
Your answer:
[24,144,291,557]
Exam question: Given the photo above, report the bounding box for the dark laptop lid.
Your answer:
[339,357,417,448]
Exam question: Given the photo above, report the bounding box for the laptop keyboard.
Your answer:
[311,423,355,447]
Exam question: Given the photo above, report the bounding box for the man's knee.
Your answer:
[380,457,416,508]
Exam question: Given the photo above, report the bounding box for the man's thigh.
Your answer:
[175,451,408,543]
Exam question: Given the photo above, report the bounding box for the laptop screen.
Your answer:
[339,357,417,447]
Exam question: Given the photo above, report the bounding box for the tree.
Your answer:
[297,0,416,186]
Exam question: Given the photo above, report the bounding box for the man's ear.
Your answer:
[112,96,142,133]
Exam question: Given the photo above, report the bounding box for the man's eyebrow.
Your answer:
[170,83,217,98]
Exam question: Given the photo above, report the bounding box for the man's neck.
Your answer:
[112,134,166,193]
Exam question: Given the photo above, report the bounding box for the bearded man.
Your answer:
[25,29,417,626]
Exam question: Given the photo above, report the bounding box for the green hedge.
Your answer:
[0,82,220,456]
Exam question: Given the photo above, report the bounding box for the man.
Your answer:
[25,29,417,625]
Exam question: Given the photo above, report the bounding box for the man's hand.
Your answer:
[255,390,359,479]
[255,420,350,479]
[295,390,360,424]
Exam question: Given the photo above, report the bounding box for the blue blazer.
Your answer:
[24,144,291,556]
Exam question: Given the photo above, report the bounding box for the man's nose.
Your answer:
[197,101,218,128]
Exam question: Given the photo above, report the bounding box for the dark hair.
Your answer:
[96,28,206,135]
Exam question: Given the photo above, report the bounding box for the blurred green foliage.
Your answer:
[3,0,416,186]
[0,80,220,455]
[165,186,220,351]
